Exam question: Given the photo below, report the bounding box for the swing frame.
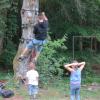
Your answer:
[72,36,97,59]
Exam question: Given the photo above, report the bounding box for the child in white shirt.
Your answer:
[26,62,39,100]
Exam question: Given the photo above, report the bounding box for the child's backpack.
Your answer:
[1,89,14,98]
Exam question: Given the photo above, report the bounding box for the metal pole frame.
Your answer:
[72,36,97,60]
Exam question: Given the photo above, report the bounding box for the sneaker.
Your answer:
[17,56,26,62]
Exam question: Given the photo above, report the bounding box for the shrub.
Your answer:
[0,40,16,68]
[37,37,67,85]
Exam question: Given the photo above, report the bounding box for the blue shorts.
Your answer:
[70,83,81,95]
[26,39,47,52]
[28,84,38,95]
[0,88,2,95]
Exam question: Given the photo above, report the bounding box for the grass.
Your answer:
[0,71,13,80]
[0,73,100,100]
[81,88,100,100]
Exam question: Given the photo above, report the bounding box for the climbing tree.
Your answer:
[13,0,39,79]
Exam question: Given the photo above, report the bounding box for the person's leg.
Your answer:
[20,39,47,62]
[28,84,33,100]
[32,41,43,62]
[29,95,33,100]
[20,47,30,57]
[70,88,75,100]
[31,49,40,63]
[33,39,47,62]
[18,47,31,61]
[18,40,34,61]
[34,51,40,61]
[75,88,80,100]
[19,48,31,61]
[0,88,2,95]
[32,94,37,100]
[32,85,38,99]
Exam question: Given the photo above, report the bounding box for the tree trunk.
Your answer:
[94,38,97,52]
[13,0,39,80]
[90,37,93,51]
[79,36,83,51]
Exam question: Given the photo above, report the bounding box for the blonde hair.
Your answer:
[72,60,78,63]
[28,62,36,70]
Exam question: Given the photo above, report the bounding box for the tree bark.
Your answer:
[90,37,93,51]
[79,36,83,51]
[13,0,39,79]
[94,38,97,52]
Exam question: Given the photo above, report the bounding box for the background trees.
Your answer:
[0,0,100,83]
[0,0,20,68]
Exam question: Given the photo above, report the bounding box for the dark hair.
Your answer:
[38,12,43,16]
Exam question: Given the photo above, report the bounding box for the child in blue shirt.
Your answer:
[64,60,85,100]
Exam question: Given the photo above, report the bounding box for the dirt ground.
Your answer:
[3,96,24,100]
[1,84,100,100]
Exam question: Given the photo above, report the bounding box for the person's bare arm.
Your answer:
[64,63,75,72]
[78,62,86,71]
[42,12,48,20]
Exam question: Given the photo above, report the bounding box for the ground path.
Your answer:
[3,96,24,100]
[1,83,100,100]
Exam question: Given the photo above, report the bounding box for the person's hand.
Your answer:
[41,12,45,16]
[41,12,48,20]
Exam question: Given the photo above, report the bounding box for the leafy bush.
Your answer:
[0,40,16,68]
[37,37,67,85]
[0,0,20,69]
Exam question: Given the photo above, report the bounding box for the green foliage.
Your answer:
[0,39,16,67]
[41,0,100,39]
[0,0,100,84]
[0,0,20,68]
[0,0,10,10]
[6,8,20,45]
[0,0,18,68]
[37,37,67,85]
[0,0,10,37]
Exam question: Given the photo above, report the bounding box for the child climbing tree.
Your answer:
[13,0,39,80]
[18,12,48,63]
